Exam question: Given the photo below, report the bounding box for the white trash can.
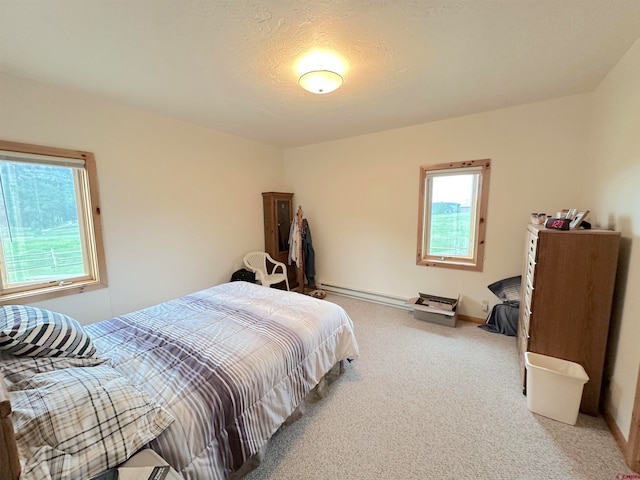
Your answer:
[524,352,589,425]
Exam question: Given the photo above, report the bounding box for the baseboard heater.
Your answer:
[319,282,411,310]
[320,282,483,324]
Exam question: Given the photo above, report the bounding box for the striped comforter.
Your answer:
[85,281,359,480]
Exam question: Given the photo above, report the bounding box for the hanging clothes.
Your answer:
[288,215,301,267]
[302,218,316,287]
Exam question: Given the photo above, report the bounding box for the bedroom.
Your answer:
[1,0,640,478]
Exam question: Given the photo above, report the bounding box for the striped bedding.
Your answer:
[85,281,359,480]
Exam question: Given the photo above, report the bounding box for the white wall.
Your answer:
[0,73,284,322]
[283,95,591,318]
[587,38,640,440]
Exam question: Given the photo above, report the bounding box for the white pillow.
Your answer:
[0,305,96,358]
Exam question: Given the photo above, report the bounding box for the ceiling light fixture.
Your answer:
[298,69,343,94]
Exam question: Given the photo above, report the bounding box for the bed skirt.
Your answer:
[231,360,346,479]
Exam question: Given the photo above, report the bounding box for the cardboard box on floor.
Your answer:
[406,294,459,328]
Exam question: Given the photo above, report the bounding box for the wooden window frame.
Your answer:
[0,140,107,304]
[416,159,491,272]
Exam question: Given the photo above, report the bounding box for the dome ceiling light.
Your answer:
[298,69,343,94]
[297,51,346,95]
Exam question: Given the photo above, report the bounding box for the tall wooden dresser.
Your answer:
[262,192,298,289]
[517,224,620,416]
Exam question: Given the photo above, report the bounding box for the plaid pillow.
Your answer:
[0,351,105,386]
[0,305,96,357]
[10,364,174,480]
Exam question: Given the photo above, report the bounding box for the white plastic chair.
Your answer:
[243,251,290,291]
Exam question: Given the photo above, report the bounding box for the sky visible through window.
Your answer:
[432,174,473,207]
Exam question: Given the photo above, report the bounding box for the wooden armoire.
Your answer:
[517,224,620,416]
[262,192,298,289]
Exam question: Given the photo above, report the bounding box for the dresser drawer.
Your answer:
[521,307,531,333]
[527,231,538,258]
[526,255,536,285]
[517,322,529,374]
[523,276,534,313]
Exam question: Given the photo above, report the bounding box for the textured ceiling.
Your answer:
[1,0,640,148]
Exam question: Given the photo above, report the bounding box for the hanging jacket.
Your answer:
[302,219,316,286]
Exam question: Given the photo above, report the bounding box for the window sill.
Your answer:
[417,258,483,272]
[0,279,107,305]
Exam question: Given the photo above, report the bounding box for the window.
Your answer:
[417,159,490,271]
[0,140,107,303]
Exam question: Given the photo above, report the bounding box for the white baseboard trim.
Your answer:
[319,282,411,310]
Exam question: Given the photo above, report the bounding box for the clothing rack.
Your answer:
[291,205,324,298]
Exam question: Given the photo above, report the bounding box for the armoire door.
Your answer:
[262,192,298,289]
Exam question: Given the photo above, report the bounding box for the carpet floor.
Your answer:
[244,294,634,480]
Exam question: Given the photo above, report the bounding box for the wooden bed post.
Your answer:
[1,375,21,480]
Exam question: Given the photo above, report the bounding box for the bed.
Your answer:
[0,281,359,480]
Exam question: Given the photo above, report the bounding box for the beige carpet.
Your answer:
[245,294,634,480]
